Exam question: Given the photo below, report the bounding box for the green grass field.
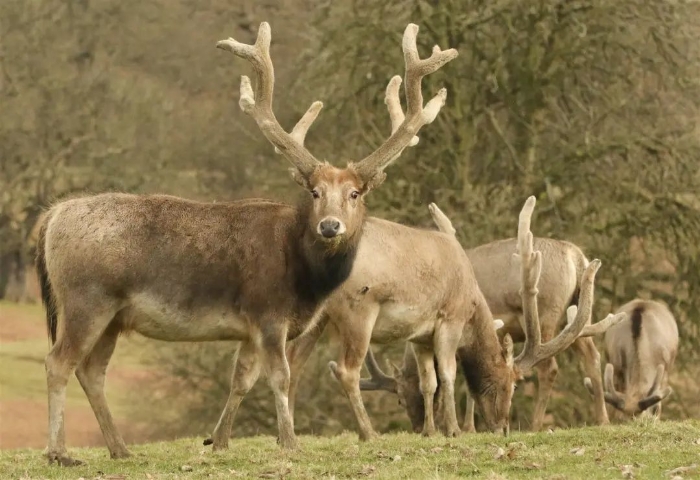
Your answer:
[2,420,699,479]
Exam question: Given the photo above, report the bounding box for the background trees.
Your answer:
[2,0,699,436]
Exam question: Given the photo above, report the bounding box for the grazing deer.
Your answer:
[585,299,678,418]
[36,22,456,466]
[276,197,617,440]
[361,200,624,433]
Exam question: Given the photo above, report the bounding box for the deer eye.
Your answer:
[311,189,320,199]
[350,190,360,200]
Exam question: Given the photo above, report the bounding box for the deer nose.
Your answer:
[318,218,342,238]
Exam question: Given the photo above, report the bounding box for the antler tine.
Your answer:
[527,260,602,365]
[274,101,324,154]
[360,349,398,392]
[578,311,628,337]
[513,196,543,367]
[428,202,456,236]
[217,22,321,177]
[353,24,458,182]
[603,363,626,410]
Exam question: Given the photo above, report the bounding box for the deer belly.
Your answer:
[120,293,249,342]
[370,303,435,344]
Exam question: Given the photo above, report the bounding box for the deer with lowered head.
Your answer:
[362,198,625,433]
[35,22,457,466]
[268,197,617,441]
[585,299,678,419]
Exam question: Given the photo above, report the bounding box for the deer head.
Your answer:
[217,23,457,247]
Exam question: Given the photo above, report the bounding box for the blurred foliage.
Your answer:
[2,0,699,438]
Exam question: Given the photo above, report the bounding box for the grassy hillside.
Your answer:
[2,420,699,479]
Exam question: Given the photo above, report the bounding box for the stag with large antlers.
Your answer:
[272,197,620,441]
[36,22,456,465]
[585,299,678,419]
[359,198,624,433]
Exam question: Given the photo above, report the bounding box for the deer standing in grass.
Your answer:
[274,197,616,440]
[587,299,678,419]
[36,22,456,466]
[362,199,624,432]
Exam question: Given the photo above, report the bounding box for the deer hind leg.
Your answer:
[462,390,476,433]
[75,321,130,459]
[45,301,117,466]
[411,344,438,437]
[209,341,261,451]
[571,337,609,425]
[434,322,462,437]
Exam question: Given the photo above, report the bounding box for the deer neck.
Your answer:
[458,299,509,395]
[294,201,364,303]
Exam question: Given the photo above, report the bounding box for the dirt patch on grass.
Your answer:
[0,305,47,342]
[0,399,151,450]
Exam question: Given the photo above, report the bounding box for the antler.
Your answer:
[597,363,672,412]
[637,364,673,411]
[600,363,626,411]
[353,24,458,183]
[513,197,622,371]
[217,22,322,177]
[428,202,457,235]
[360,348,398,392]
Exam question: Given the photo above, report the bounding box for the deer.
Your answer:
[585,299,678,419]
[360,200,624,433]
[35,22,457,466]
[361,200,625,433]
[263,197,619,442]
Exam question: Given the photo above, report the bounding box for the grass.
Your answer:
[2,420,699,479]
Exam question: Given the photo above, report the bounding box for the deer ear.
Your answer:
[502,333,514,368]
[289,168,310,189]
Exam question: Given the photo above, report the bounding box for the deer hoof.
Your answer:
[203,438,213,446]
[278,436,300,450]
[421,428,437,438]
[109,449,132,459]
[445,428,461,438]
[462,425,476,433]
[48,452,83,467]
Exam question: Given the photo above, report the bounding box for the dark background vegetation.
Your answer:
[2,0,699,438]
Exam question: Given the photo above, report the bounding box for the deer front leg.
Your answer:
[434,323,462,437]
[287,315,328,420]
[209,341,261,450]
[571,337,609,425]
[411,343,438,437]
[263,331,299,450]
[328,309,379,441]
[531,356,558,431]
[462,390,476,433]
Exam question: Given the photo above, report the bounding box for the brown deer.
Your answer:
[272,197,615,441]
[35,22,457,466]
[360,200,624,433]
[586,299,678,419]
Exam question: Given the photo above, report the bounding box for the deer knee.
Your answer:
[329,361,360,390]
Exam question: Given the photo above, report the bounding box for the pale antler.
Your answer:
[217,22,322,177]
[513,197,621,371]
[637,364,673,411]
[601,363,626,411]
[353,24,458,183]
[428,202,457,235]
[360,349,398,392]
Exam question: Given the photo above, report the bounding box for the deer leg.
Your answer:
[45,302,116,466]
[571,337,609,425]
[75,321,130,459]
[263,333,298,450]
[328,311,378,441]
[531,356,558,431]
[434,323,462,437]
[209,341,261,450]
[411,344,438,437]
[287,316,328,420]
[462,390,476,433]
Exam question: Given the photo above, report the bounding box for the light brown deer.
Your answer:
[270,197,615,441]
[586,299,678,419]
[35,22,457,466]
[361,200,624,432]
